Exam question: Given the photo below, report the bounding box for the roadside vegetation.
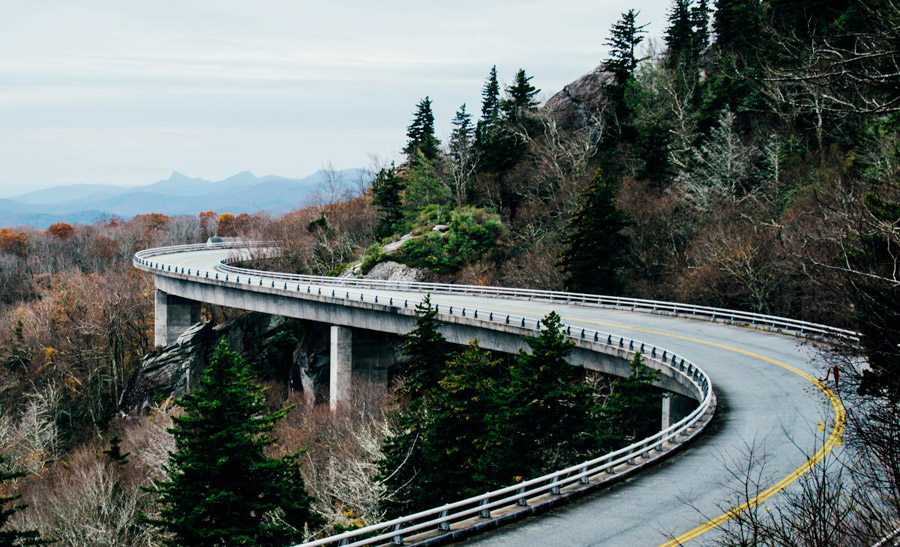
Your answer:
[0,0,897,542]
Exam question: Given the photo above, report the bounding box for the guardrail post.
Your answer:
[479,497,491,518]
[439,509,451,531]
[550,476,561,495]
[579,466,589,484]
[515,486,527,506]
[391,523,404,545]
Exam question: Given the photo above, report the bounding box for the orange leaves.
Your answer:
[46,222,74,239]
[0,228,28,257]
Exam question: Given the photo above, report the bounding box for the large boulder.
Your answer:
[544,66,615,130]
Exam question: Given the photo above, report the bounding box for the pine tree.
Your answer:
[143,341,319,546]
[597,352,663,451]
[560,168,631,295]
[712,0,762,53]
[0,454,49,547]
[692,0,711,52]
[665,0,698,69]
[605,9,648,85]
[449,104,477,204]
[477,66,501,136]
[501,69,540,121]
[449,104,474,164]
[403,97,440,163]
[493,312,598,481]
[371,164,404,240]
[378,296,450,517]
[103,435,130,465]
[419,340,503,500]
[397,295,450,399]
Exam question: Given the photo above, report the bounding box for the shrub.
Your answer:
[397,207,505,273]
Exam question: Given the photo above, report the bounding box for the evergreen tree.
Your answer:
[449,104,477,204]
[143,341,319,546]
[560,168,631,295]
[712,0,762,53]
[597,352,663,451]
[449,104,474,164]
[379,338,502,516]
[418,340,503,501]
[378,296,451,517]
[103,435,130,465]
[605,9,648,85]
[665,0,699,69]
[493,312,598,481]
[397,295,450,399]
[692,0,711,52]
[501,69,540,121]
[474,66,505,171]
[403,97,440,163]
[371,164,405,240]
[476,66,501,138]
[0,454,50,546]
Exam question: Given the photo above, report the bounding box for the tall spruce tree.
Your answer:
[378,296,450,516]
[417,340,503,500]
[144,341,319,546]
[560,168,631,295]
[712,0,762,53]
[0,454,49,547]
[404,97,440,163]
[692,0,711,52]
[493,312,598,481]
[371,164,404,240]
[605,9,648,86]
[851,191,900,400]
[397,295,450,399]
[475,66,507,172]
[501,69,540,121]
[449,104,474,164]
[665,0,699,69]
[476,66,501,139]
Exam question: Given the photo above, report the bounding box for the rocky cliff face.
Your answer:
[120,312,331,412]
[544,66,614,130]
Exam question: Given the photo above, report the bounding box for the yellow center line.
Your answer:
[554,317,845,546]
[441,302,846,545]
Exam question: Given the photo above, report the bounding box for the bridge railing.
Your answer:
[205,246,856,344]
[134,244,718,546]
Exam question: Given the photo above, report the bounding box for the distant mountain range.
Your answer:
[0,169,366,229]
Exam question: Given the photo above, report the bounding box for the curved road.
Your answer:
[136,247,844,547]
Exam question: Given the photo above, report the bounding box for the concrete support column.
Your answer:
[154,290,201,347]
[662,395,697,431]
[330,326,353,411]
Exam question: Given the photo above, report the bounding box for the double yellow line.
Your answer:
[561,319,846,547]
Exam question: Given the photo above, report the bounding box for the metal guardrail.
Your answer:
[131,242,847,546]
[135,242,857,344]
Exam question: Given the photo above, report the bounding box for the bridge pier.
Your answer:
[662,395,696,430]
[330,326,353,410]
[154,290,201,347]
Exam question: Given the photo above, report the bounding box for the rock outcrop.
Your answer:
[120,312,330,413]
[544,66,614,130]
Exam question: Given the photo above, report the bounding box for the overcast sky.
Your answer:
[0,1,671,197]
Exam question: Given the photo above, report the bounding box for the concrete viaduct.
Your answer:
[134,243,846,546]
